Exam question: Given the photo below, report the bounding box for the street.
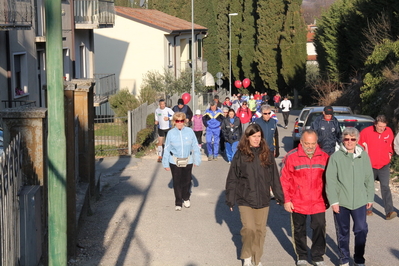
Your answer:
[71,110,399,266]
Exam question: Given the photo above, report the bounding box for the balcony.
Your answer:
[74,0,115,29]
[0,0,33,29]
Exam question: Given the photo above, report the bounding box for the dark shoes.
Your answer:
[386,211,397,220]
[157,156,162,163]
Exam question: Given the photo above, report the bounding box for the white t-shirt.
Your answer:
[279,99,292,112]
[155,107,174,130]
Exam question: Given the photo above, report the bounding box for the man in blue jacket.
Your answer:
[311,106,341,155]
[254,104,280,158]
[202,101,224,161]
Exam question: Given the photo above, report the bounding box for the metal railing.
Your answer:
[0,0,33,29]
[2,100,36,108]
[0,133,22,265]
[74,0,115,29]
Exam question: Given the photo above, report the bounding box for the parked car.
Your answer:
[292,106,313,147]
[292,106,353,147]
[335,114,375,133]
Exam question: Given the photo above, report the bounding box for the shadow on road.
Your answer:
[214,191,242,259]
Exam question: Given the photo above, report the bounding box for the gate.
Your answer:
[0,133,22,265]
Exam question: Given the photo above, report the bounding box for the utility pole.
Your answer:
[45,0,68,264]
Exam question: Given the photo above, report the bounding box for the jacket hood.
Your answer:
[338,143,364,158]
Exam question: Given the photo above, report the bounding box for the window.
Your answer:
[80,45,87,78]
[197,39,202,58]
[13,53,28,98]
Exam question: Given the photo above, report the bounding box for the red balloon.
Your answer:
[181,92,191,104]
[234,80,242,89]
[243,78,251,88]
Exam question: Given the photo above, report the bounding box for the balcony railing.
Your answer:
[0,0,33,29]
[74,0,115,29]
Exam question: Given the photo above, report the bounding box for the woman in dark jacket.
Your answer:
[225,123,284,266]
[221,109,242,163]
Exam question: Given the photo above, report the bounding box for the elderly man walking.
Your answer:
[254,104,280,158]
[359,115,397,220]
[280,129,329,266]
[203,101,224,161]
[311,106,341,155]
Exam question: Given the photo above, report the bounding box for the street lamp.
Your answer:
[229,13,238,98]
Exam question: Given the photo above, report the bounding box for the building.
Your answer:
[0,0,115,110]
[94,7,208,96]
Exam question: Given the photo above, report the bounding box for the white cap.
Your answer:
[195,109,201,115]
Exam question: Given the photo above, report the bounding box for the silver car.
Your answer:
[293,106,353,147]
[335,114,374,133]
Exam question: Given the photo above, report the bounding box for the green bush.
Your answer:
[109,89,139,120]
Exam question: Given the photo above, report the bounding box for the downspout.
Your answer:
[6,31,12,108]
[173,34,179,78]
[69,0,76,78]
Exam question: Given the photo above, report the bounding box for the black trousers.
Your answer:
[292,212,326,262]
[169,163,193,207]
[282,111,290,126]
[194,130,203,144]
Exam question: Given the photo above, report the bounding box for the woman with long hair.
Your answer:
[225,123,284,266]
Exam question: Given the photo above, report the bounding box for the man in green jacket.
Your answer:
[326,127,374,266]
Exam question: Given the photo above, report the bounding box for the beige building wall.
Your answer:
[94,15,167,96]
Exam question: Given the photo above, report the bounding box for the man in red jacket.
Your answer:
[280,129,329,266]
[359,115,397,220]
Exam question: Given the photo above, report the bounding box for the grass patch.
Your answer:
[95,122,126,137]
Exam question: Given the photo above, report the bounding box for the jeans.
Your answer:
[369,164,394,214]
[225,141,238,162]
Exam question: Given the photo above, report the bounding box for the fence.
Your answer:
[128,102,157,154]
[94,102,157,156]
[0,133,22,266]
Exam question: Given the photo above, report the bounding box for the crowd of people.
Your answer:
[154,96,399,266]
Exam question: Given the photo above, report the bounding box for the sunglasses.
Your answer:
[343,138,357,142]
[175,119,185,123]
[242,103,247,105]
[263,112,272,115]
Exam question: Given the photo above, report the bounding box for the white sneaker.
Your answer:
[340,263,349,266]
[297,260,308,266]
[313,261,326,266]
[183,200,190,208]
[175,206,182,211]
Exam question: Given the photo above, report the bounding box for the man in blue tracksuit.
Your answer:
[202,101,224,161]
[254,104,280,158]
[311,106,341,155]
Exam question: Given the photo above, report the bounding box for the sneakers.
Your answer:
[175,206,182,211]
[386,211,397,220]
[297,260,308,266]
[208,156,212,161]
[366,210,373,216]
[213,156,218,161]
[183,200,190,208]
[157,156,162,163]
[243,257,253,266]
[339,263,349,266]
[354,263,365,266]
[312,261,326,266]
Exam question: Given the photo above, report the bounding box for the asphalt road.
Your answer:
[71,110,399,266]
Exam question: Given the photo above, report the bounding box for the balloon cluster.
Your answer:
[234,78,251,89]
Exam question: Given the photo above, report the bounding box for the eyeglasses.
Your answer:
[242,103,247,105]
[343,138,357,142]
[175,119,185,123]
[263,112,271,115]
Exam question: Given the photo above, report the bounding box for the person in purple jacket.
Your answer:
[192,109,203,148]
